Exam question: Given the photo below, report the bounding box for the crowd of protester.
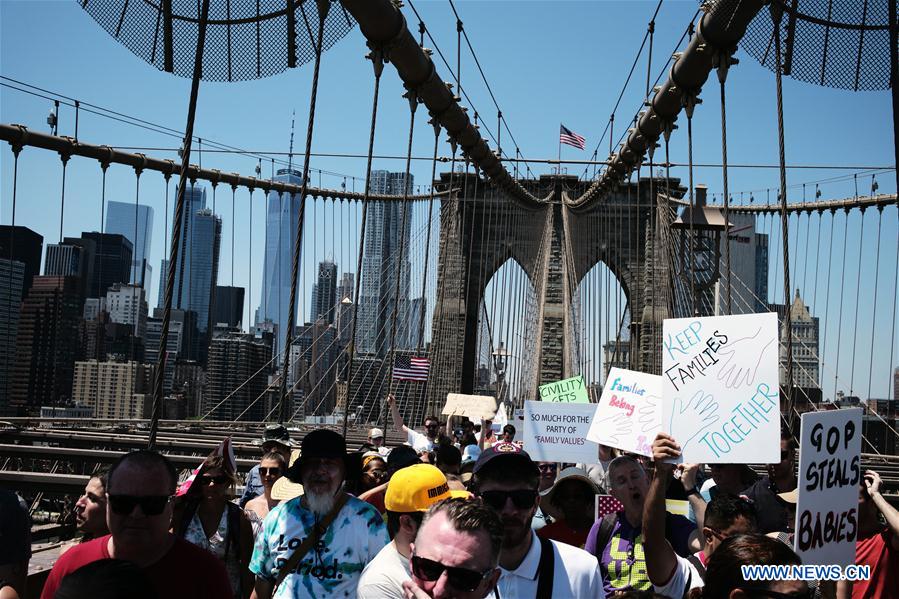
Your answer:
[2,400,897,599]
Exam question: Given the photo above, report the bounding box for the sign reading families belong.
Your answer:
[586,367,662,457]
[795,408,862,567]
[523,400,597,463]
[538,375,589,403]
[661,312,780,464]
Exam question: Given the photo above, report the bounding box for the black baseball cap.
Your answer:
[472,442,539,477]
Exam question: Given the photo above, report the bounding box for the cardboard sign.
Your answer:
[442,393,497,420]
[794,408,862,567]
[661,312,780,464]
[523,400,598,463]
[586,367,662,457]
[538,375,589,403]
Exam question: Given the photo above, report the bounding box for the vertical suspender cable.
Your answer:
[848,210,865,396]
[866,207,883,402]
[832,210,849,403]
[278,0,331,425]
[771,4,795,425]
[718,54,733,315]
[148,0,210,449]
[342,49,384,437]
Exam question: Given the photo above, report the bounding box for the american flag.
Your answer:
[560,124,586,150]
[595,494,624,519]
[392,355,429,382]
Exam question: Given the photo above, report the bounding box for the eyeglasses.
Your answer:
[108,494,172,516]
[259,467,281,477]
[411,555,492,592]
[741,588,812,599]
[479,489,538,511]
[198,474,230,485]
[425,424,439,429]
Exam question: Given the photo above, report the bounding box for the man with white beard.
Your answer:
[249,429,388,598]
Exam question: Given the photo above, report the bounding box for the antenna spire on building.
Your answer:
[287,109,296,171]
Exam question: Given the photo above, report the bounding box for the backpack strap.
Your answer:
[273,493,349,591]
[683,552,707,598]
[224,501,242,560]
[592,512,619,561]
[535,536,555,599]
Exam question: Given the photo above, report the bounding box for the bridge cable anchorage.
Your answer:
[343,0,543,207]
[342,44,385,436]
[277,0,330,425]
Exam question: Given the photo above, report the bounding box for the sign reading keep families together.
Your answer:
[661,312,780,464]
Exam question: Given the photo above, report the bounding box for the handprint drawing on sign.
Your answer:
[637,395,661,433]
[596,411,633,445]
[716,326,775,389]
[669,390,720,453]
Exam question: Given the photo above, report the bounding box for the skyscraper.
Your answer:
[105,283,149,338]
[313,260,337,324]
[204,332,272,421]
[359,171,413,355]
[0,259,24,414]
[716,213,769,315]
[158,185,221,340]
[72,360,152,420]
[214,286,245,329]
[78,232,133,299]
[10,276,83,414]
[0,225,43,301]
[257,169,303,356]
[105,200,154,290]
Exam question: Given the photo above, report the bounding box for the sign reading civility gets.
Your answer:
[538,375,589,403]
[586,367,662,457]
[523,400,597,463]
[794,408,862,567]
[661,312,780,464]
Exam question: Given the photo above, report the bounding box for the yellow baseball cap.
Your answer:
[385,464,469,512]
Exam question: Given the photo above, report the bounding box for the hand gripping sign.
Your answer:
[661,312,780,464]
[794,408,862,567]
[586,367,662,457]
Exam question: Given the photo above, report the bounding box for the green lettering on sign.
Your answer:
[538,375,589,403]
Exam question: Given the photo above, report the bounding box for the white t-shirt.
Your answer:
[249,494,389,598]
[406,429,435,453]
[496,530,605,599]
[357,540,411,599]
[652,552,705,598]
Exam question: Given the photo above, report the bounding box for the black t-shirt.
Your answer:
[741,477,790,534]
[0,491,31,564]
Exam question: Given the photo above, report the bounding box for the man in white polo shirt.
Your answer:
[388,394,440,453]
[471,442,605,599]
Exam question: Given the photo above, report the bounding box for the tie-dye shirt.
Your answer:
[249,494,388,598]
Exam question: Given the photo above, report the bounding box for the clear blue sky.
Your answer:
[1,0,896,399]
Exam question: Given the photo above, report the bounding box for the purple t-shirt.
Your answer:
[584,511,695,597]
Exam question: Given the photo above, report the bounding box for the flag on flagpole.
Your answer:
[392,355,430,381]
[560,124,586,150]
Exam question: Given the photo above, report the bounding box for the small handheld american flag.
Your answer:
[560,124,586,150]
[596,494,625,519]
[393,355,429,382]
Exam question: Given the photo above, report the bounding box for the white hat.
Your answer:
[461,444,481,465]
[369,428,384,439]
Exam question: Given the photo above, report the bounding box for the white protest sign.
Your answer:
[442,394,497,420]
[523,400,597,463]
[794,408,862,567]
[586,367,662,457]
[661,312,780,464]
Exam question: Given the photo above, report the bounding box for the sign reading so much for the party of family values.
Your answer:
[586,367,662,457]
[661,312,780,464]
[538,375,589,403]
[794,408,862,567]
[442,394,497,420]
[523,400,598,463]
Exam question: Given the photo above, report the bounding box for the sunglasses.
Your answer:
[108,494,171,516]
[411,555,492,592]
[479,489,538,511]
[741,589,812,599]
[198,474,230,485]
[259,467,281,477]
[425,424,439,429]
[537,464,557,471]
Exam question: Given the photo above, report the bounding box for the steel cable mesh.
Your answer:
[740,0,895,91]
[79,0,356,82]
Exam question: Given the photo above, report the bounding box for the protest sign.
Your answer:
[586,367,662,457]
[794,408,862,567]
[523,400,597,463]
[442,394,497,420]
[538,375,589,403]
[661,312,780,464]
